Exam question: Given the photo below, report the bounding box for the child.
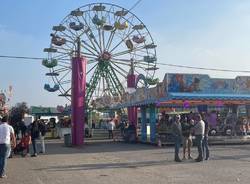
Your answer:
[14,131,31,157]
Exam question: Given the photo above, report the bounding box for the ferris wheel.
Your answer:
[42,2,157,105]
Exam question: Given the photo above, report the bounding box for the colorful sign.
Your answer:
[164,73,250,94]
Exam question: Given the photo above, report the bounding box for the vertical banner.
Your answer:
[71,57,87,146]
[127,74,138,127]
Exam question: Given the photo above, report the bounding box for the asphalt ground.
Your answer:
[3,139,250,184]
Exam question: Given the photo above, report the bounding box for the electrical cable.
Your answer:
[128,0,143,12]
[0,54,250,73]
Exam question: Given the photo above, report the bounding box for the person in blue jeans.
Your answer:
[0,115,16,179]
[194,114,205,162]
[30,120,40,157]
[172,115,182,162]
[202,117,210,160]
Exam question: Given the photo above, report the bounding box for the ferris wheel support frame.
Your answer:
[127,63,138,129]
[71,38,86,146]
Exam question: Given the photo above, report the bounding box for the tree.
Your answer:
[9,102,29,124]
[0,93,7,116]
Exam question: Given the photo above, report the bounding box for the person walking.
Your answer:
[0,115,16,179]
[172,114,182,162]
[193,114,205,162]
[30,119,40,157]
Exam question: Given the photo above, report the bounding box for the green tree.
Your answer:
[9,102,29,124]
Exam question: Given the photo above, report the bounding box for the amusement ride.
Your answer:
[42,2,158,145]
[42,2,158,105]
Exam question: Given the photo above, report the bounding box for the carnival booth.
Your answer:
[117,73,250,143]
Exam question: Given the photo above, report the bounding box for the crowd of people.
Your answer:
[0,115,47,178]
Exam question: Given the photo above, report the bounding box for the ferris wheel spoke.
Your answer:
[53,68,70,73]
[112,45,145,57]
[56,50,73,57]
[107,63,125,94]
[63,87,71,95]
[67,17,82,38]
[86,65,101,101]
[134,62,156,71]
[105,30,116,51]
[82,11,102,52]
[52,52,70,59]
[110,59,131,68]
[81,51,98,57]
[104,75,115,96]
[109,62,127,78]
[58,70,71,83]
[78,23,100,54]
[109,61,129,76]
[63,20,80,40]
[60,80,71,85]
[51,38,75,51]
[105,9,124,51]
[97,25,103,52]
[97,77,102,97]
[53,46,74,53]
[81,41,99,56]
[87,59,98,65]
[57,64,72,70]
[59,31,77,44]
[53,53,70,61]
[87,62,98,75]
[74,15,102,54]
[57,60,71,65]
[111,58,153,73]
[109,29,136,53]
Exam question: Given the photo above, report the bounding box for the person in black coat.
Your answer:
[30,120,39,157]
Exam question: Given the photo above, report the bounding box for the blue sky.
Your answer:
[1,0,250,107]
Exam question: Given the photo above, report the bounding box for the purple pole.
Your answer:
[127,74,137,127]
[71,56,87,146]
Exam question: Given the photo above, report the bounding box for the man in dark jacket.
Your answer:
[38,120,46,154]
[30,120,39,157]
[19,120,27,138]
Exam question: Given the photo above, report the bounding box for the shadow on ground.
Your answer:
[36,159,195,172]
[45,140,159,155]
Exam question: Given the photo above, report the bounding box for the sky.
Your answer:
[1,0,250,107]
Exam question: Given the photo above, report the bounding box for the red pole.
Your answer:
[71,38,87,145]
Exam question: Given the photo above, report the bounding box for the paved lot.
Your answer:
[3,139,250,184]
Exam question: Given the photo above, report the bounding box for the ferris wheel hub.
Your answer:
[98,51,112,61]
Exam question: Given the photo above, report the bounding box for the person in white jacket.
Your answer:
[0,115,16,178]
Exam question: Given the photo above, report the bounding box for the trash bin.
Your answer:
[64,134,72,147]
